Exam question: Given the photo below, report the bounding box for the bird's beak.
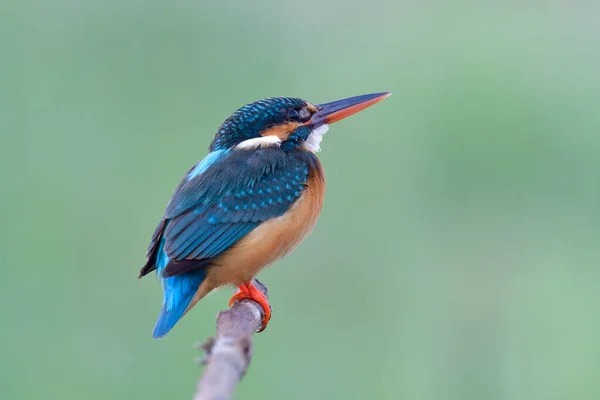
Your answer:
[309,92,391,126]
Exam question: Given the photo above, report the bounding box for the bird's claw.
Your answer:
[229,281,271,332]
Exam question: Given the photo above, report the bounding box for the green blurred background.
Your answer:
[3,1,600,399]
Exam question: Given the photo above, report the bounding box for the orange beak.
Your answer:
[309,92,391,126]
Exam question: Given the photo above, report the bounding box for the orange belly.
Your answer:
[188,162,325,307]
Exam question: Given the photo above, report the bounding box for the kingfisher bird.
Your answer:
[139,92,390,338]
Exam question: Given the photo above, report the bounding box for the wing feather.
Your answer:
[140,148,318,278]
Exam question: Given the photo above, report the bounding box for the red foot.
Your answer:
[229,282,271,332]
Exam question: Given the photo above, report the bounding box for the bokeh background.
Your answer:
[3,1,600,399]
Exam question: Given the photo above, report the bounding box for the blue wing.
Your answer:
[141,147,314,278]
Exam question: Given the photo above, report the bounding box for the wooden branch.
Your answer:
[194,280,269,400]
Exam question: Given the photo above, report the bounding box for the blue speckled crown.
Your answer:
[210,97,306,150]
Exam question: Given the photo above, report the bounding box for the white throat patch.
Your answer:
[304,124,329,152]
[236,135,282,150]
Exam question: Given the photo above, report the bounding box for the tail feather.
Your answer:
[153,304,189,339]
[152,236,207,339]
[152,270,206,339]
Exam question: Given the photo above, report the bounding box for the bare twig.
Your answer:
[194,280,269,400]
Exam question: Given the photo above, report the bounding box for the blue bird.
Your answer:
[139,92,390,338]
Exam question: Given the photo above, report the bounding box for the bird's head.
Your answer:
[209,92,390,152]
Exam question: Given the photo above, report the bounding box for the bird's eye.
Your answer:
[287,109,300,122]
[298,107,311,122]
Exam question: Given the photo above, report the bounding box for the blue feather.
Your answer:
[152,237,206,339]
[187,149,229,180]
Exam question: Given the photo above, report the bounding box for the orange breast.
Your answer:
[190,161,325,304]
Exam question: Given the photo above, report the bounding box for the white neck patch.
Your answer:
[236,135,281,150]
[304,124,329,152]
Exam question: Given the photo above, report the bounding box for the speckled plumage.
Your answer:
[142,148,319,276]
